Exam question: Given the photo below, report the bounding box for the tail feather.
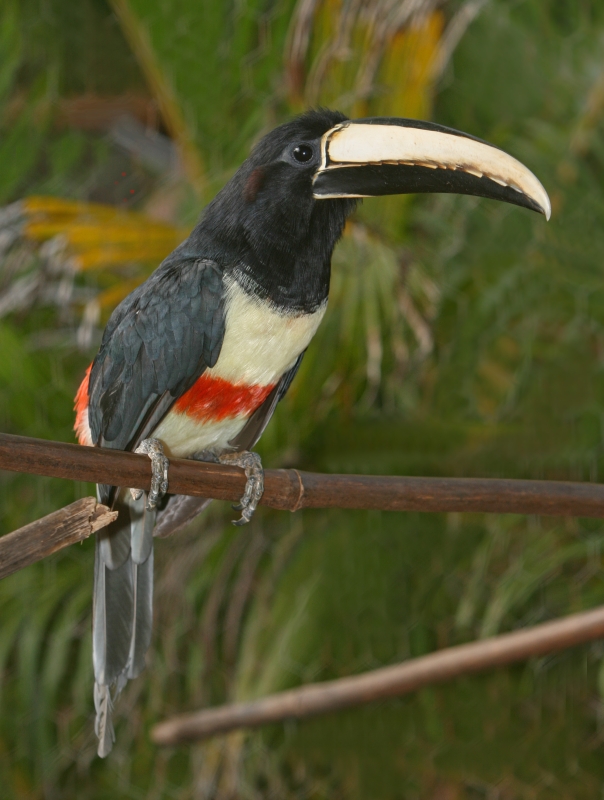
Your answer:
[97,515,131,570]
[92,490,154,757]
[128,549,154,679]
[94,682,115,758]
[130,494,155,564]
[93,547,134,685]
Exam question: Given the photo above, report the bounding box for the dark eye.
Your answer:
[292,144,314,163]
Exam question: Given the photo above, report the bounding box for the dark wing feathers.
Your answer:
[88,258,226,452]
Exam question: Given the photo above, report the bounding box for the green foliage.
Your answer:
[0,0,148,206]
[114,0,299,190]
[16,0,145,95]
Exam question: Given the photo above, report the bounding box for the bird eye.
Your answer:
[292,144,314,163]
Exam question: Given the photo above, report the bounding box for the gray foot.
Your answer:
[131,438,169,509]
[218,451,264,526]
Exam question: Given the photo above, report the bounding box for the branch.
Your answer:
[151,604,604,745]
[2,432,604,518]
[0,497,117,579]
[5,434,604,741]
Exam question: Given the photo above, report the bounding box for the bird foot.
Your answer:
[130,438,169,509]
[218,450,264,526]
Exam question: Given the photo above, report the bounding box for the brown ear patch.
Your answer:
[244,167,265,203]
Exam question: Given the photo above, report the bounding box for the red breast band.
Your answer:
[73,366,273,446]
[174,374,275,422]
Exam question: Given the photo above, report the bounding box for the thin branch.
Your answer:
[151,604,604,745]
[2,432,604,519]
[0,497,117,579]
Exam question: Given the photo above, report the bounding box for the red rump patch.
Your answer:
[74,364,92,445]
[174,374,274,422]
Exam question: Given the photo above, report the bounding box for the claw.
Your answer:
[218,450,264,525]
[131,438,169,509]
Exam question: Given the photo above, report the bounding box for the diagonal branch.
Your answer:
[151,603,604,745]
[0,497,116,579]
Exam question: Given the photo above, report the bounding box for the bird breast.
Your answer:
[152,275,327,457]
[213,275,326,385]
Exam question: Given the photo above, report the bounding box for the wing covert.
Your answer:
[88,258,226,451]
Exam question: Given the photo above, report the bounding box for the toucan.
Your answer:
[74,109,550,756]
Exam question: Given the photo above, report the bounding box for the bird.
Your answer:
[74,108,550,756]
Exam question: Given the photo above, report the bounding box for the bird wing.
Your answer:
[87,257,226,498]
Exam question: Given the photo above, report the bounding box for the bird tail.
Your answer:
[92,488,155,757]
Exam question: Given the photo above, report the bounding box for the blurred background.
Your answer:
[1,0,604,796]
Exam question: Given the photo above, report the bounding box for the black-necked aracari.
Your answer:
[74,109,550,756]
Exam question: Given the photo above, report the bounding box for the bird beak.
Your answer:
[312,118,551,220]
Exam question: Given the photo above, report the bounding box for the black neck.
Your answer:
[184,165,356,314]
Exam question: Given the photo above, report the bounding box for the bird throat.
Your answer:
[236,197,355,314]
[195,186,355,315]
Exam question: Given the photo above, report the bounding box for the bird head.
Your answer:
[195,109,549,310]
[235,107,548,211]
[202,109,357,259]
[204,107,550,245]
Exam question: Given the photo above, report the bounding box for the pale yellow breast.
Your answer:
[209,276,326,386]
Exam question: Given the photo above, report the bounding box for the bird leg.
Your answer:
[130,438,169,509]
[218,451,264,526]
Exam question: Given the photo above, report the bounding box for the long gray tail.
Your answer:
[92,489,155,757]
